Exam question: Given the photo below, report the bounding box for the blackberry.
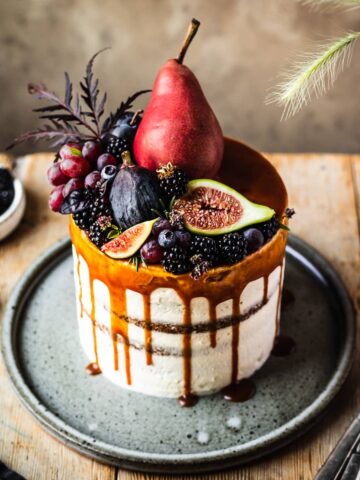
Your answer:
[218,232,247,265]
[157,163,188,201]
[72,187,111,232]
[189,235,219,264]
[162,245,192,275]
[88,195,111,223]
[258,216,279,241]
[88,216,112,247]
[104,137,130,162]
[73,209,92,231]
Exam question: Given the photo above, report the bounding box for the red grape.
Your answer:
[47,162,68,186]
[48,185,64,212]
[60,157,91,178]
[82,141,102,164]
[84,171,101,189]
[59,143,82,160]
[140,240,164,264]
[63,178,84,198]
[97,153,116,171]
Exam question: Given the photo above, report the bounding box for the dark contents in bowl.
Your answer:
[0,167,15,215]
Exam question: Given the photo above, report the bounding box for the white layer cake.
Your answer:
[73,247,284,397]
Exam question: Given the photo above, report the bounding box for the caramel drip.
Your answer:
[178,297,199,407]
[222,378,256,403]
[263,275,269,305]
[110,288,131,384]
[76,255,83,318]
[275,263,284,337]
[89,274,99,366]
[86,362,101,376]
[231,297,240,384]
[209,300,217,348]
[182,298,192,398]
[143,294,153,365]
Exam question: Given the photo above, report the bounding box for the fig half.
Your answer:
[173,179,275,236]
[101,218,157,259]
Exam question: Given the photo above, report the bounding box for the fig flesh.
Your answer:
[173,179,275,235]
[101,218,157,259]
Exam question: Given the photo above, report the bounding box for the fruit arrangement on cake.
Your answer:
[10,19,292,406]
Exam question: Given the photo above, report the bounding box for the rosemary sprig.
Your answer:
[268,31,360,119]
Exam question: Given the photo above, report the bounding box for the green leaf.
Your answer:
[278,222,290,231]
[169,195,177,211]
[107,229,119,240]
[140,252,148,268]
[151,208,163,217]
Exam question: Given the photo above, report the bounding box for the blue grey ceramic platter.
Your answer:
[1,235,355,473]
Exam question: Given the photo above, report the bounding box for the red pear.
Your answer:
[133,19,223,179]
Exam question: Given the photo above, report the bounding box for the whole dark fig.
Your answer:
[110,151,162,229]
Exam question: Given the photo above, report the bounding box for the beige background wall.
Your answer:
[1,0,360,155]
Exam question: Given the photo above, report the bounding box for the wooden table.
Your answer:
[0,152,359,480]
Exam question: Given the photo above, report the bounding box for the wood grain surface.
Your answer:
[0,153,359,480]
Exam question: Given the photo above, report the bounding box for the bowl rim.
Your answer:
[0,177,25,224]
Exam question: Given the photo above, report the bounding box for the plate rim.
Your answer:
[1,235,356,473]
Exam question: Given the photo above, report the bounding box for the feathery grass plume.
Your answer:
[268,32,360,119]
[301,0,360,10]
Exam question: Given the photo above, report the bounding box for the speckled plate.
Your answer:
[1,236,355,473]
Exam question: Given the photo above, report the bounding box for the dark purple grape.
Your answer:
[84,171,101,189]
[82,141,102,164]
[97,153,117,171]
[140,240,164,264]
[109,112,142,141]
[175,230,191,247]
[158,229,176,249]
[243,228,264,253]
[63,178,84,198]
[151,218,172,238]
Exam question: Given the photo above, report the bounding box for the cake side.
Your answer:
[74,242,282,397]
[71,217,287,397]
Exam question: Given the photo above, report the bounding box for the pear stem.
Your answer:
[176,18,200,64]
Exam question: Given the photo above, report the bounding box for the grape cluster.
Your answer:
[47,141,116,212]
[48,111,142,213]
